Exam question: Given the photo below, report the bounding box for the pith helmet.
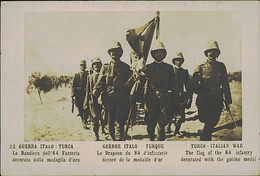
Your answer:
[108,41,123,56]
[80,60,86,65]
[172,52,184,64]
[150,41,167,58]
[204,40,221,57]
[91,57,102,66]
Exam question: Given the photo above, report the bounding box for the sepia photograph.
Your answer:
[24,10,242,142]
[1,1,259,176]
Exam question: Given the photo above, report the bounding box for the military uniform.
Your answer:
[93,41,132,141]
[71,61,89,125]
[83,58,105,140]
[191,40,232,141]
[144,41,177,141]
[167,52,192,135]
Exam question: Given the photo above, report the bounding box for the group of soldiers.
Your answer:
[71,39,232,141]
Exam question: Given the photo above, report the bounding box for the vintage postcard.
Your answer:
[1,1,259,175]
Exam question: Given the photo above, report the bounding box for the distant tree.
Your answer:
[228,71,241,82]
[50,75,59,90]
[27,72,54,104]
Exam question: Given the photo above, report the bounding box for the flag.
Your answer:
[126,11,160,72]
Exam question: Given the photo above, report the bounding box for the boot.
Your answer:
[147,127,155,141]
[166,123,172,133]
[149,134,155,141]
[157,127,165,141]
[95,133,100,141]
[110,134,116,141]
[200,123,213,141]
[173,122,181,136]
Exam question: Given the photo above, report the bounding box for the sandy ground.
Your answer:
[24,82,242,141]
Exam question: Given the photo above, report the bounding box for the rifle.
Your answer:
[71,97,75,113]
[123,77,148,141]
[87,70,94,105]
[224,107,238,130]
[123,103,135,141]
[223,100,238,129]
[87,69,94,125]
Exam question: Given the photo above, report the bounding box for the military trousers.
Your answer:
[145,91,174,141]
[104,109,127,141]
[196,92,223,141]
[171,107,185,134]
[75,93,88,124]
[89,103,104,138]
[101,92,129,141]
[167,93,186,134]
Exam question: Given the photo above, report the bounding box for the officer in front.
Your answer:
[191,40,232,141]
[145,41,178,141]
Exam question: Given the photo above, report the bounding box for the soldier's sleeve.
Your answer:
[93,65,106,98]
[190,65,202,94]
[169,65,179,108]
[71,74,76,97]
[83,75,90,110]
[221,63,232,105]
[184,69,191,91]
[184,69,193,99]
[125,64,134,89]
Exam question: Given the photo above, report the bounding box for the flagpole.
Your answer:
[155,11,160,40]
[124,11,161,140]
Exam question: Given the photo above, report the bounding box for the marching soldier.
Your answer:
[93,41,132,141]
[145,41,177,141]
[83,57,105,141]
[71,60,90,129]
[167,52,192,136]
[191,40,232,141]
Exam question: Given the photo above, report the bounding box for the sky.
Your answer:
[25,11,241,77]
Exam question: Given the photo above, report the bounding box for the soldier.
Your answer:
[191,40,232,141]
[167,52,192,136]
[83,57,105,141]
[71,60,90,129]
[59,76,64,88]
[145,41,177,141]
[93,41,132,141]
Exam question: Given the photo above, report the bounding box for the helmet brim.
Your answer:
[151,49,167,60]
[108,48,123,57]
[172,57,184,64]
[91,61,102,67]
[204,49,220,57]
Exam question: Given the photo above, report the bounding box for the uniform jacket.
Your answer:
[71,71,88,97]
[93,60,132,112]
[192,60,232,105]
[146,62,177,95]
[144,61,177,126]
[173,66,191,94]
[173,66,192,106]
[83,71,100,109]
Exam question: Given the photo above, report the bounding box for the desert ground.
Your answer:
[24,81,242,141]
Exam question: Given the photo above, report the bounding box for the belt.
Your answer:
[155,90,172,95]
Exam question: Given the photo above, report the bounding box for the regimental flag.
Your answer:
[126,11,160,72]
